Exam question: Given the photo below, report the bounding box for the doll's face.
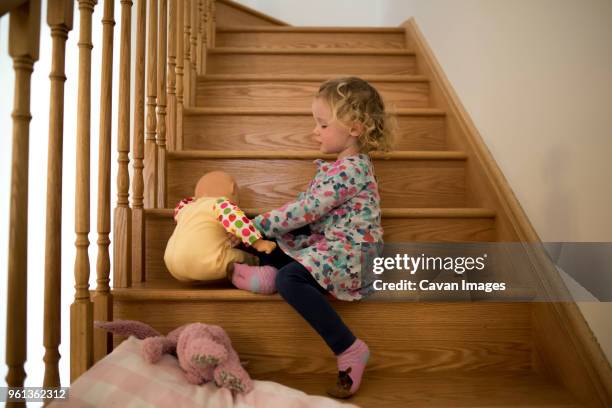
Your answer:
[195,171,239,203]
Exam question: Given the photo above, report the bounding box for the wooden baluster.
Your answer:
[157,0,168,208]
[196,0,203,75]
[144,0,158,208]
[44,0,73,387]
[182,0,192,108]
[71,0,96,382]
[93,0,115,362]
[189,0,197,89]
[167,0,176,151]
[114,0,133,288]
[5,0,41,397]
[208,0,215,47]
[176,0,184,150]
[132,0,147,283]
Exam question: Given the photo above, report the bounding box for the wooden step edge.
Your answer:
[167,150,467,161]
[209,47,416,56]
[217,0,290,26]
[145,208,496,219]
[217,26,406,33]
[113,285,284,302]
[183,107,446,117]
[111,285,538,302]
[197,73,429,83]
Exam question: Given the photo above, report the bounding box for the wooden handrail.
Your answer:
[6,0,41,398]
[43,0,74,388]
[70,0,95,383]
[92,0,115,363]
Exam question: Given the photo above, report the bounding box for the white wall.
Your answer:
[233,0,384,26]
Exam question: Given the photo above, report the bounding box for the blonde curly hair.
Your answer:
[315,77,396,153]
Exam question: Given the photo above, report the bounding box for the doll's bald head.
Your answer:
[194,171,239,203]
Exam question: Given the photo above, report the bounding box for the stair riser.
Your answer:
[113,301,533,375]
[167,158,466,209]
[206,53,417,75]
[143,215,495,282]
[195,80,430,109]
[183,114,446,151]
[216,31,407,49]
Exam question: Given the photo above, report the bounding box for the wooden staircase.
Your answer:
[106,1,612,406]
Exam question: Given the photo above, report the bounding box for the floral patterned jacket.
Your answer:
[252,153,383,301]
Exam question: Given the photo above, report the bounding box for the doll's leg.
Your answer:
[276,262,369,398]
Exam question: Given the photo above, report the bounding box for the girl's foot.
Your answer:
[231,263,278,294]
[327,339,370,399]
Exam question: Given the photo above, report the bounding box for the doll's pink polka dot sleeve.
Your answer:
[213,197,262,246]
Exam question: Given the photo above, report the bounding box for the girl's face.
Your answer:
[311,97,361,159]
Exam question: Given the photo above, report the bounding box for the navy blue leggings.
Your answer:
[255,230,356,355]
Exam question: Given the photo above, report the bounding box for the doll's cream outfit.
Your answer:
[164,196,260,282]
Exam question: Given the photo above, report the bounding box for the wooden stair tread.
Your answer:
[209,47,416,56]
[167,150,467,160]
[259,371,585,407]
[218,26,406,33]
[183,107,446,116]
[145,207,496,219]
[113,279,537,302]
[198,73,429,82]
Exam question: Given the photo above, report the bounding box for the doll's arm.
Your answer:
[253,161,368,238]
[173,197,195,221]
[213,197,263,246]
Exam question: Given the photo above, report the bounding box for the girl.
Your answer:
[230,77,394,398]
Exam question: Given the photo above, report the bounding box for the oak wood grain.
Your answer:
[142,208,495,282]
[206,50,417,75]
[114,299,532,376]
[183,110,446,151]
[44,0,73,387]
[167,155,466,208]
[216,29,406,50]
[195,78,430,109]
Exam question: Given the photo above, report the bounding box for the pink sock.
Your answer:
[231,264,278,294]
[336,339,370,395]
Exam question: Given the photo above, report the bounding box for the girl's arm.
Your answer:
[253,161,367,237]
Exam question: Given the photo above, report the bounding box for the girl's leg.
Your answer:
[276,262,369,397]
[232,225,311,293]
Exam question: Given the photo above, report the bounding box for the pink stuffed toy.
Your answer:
[94,319,253,393]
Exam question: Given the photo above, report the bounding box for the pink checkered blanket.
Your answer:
[49,336,359,408]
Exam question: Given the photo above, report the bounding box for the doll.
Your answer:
[164,170,276,282]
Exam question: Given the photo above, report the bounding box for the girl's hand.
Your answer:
[226,232,242,248]
[252,239,277,254]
